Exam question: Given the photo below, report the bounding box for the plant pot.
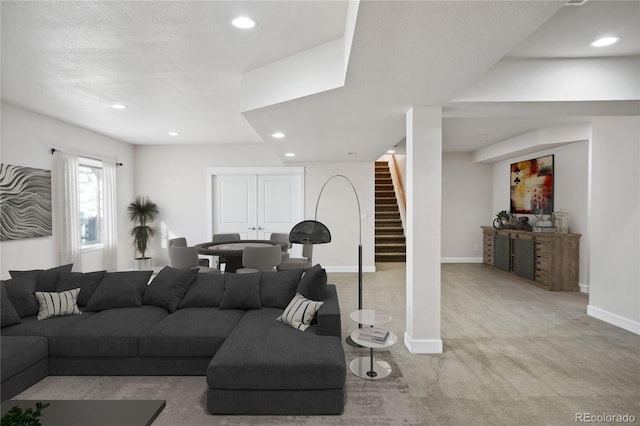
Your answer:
[134,257,153,271]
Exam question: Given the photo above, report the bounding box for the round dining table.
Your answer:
[194,240,287,273]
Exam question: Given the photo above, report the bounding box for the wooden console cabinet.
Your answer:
[481,226,581,291]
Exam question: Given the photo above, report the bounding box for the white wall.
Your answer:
[134,144,375,271]
[442,152,493,262]
[0,103,136,278]
[588,117,640,334]
[491,141,590,288]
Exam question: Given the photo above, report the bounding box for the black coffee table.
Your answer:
[1,400,165,426]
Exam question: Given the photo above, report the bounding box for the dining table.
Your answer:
[194,240,287,273]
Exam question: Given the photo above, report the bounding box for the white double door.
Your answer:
[209,167,304,240]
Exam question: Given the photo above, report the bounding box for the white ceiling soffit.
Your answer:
[243,0,564,162]
[240,1,359,112]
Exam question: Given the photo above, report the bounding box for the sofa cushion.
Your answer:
[277,293,324,332]
[207,308,346,390]
[85,271,152,312]
[1,336,48,381]
[10,264,73,292]
[178,272,225,308]
[2,276,38,318]
[143,266,198,312]
[219,273,262,310]
[48,306,168,357]
[297,264,327,301]
[55,271,106,307]
[1,284,21,328]
[260,269,303,309]
[139,307,245,357]
[1,311,95,338]
[35,288,82,321]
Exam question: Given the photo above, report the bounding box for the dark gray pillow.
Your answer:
[3,275,38,317]
[1,283,22,328]
[219,273,262,310]
[260,269,303,308]
[56,271,106,307]
[178,271,225,308]
[85,271,152,312]
[297,264,327,301]
[143,266,198,312]
[10,264,73,292]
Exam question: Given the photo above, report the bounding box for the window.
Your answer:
[78,158,103,247]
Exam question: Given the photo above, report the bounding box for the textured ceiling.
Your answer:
[1,1,639,162]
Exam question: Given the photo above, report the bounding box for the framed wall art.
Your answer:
[0,163,52,241]
[510,155,554,215]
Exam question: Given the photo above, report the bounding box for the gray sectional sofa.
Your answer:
[0,264,346,415]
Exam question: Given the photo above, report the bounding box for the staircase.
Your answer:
[375,161,406,262]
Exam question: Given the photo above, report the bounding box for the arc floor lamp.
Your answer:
[288,174,363,347]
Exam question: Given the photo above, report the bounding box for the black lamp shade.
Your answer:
[289,220,332,244]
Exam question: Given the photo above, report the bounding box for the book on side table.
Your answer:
[358,326,389,343]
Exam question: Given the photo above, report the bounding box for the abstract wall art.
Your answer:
[0,163,52,241]
[510,155,554,215]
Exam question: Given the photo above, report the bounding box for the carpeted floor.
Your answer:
[8,263,640,425]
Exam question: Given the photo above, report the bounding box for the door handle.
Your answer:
[248,227,256,230]
[258,226,264,230]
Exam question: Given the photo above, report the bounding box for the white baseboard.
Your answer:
[404,332,443,354]
[441,257,483,264]
[587,305,640,335]
[579,283,589,293]
[324,266,376,273]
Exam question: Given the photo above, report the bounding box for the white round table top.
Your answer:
[349,309,392,326]
[350,329,397,349]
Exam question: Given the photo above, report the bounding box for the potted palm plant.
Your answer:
[128,196,159,270]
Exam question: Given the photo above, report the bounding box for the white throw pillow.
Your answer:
[277,293,324,331]
[35,288,82,321]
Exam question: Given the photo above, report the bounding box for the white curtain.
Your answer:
[58,153,82,270]
[102,162,118,271]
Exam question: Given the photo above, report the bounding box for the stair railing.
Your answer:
[388,155,407,233]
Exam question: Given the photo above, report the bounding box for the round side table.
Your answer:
[349,309,397,380]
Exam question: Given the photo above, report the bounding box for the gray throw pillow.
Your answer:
[143,266,198,312]
[85,270,152,312]
[1,283,22,327]
[296,264,327,301]
[178,271,225,308]
[3,275,38,317]
[260,269,303,308]
[56,271,106,307]
[10,264,73,292]
[219,273,262,310]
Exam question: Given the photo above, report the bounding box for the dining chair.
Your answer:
[169,246,218,273]
[169,237,209,267]
[269,233,291,259]
[212,233,241,243]
[277,243,313,271]
[236,245,283,274]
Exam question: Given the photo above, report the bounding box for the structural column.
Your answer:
[405,107,443,353]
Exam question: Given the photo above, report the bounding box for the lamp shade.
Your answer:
[289,220,332,244]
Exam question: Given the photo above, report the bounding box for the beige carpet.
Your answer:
[11,351,418,426]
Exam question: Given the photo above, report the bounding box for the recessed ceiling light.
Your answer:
[232,16,257,29]
[110,104,127,109]
[387,150,395,154]
[168,132,179,136]
[285,153,296,157]
[591,36,619,47]
[271,132,286,139]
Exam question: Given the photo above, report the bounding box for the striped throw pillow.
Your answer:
[35,288,82,321]
[277,293,324,331]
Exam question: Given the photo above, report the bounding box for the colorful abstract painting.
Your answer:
[0,164,52,241]
[510,155,554,214]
